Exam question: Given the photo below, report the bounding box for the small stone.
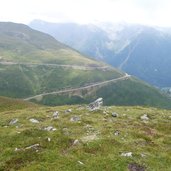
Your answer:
[29,118,39,123]
[25,144,40,150]
[9,118,18,125]
[78,161,84,165]
[112,112,119,117]
[140,114,149,121]
[44,126,56,131]
[73,139,80,145]
[15,148,20,152]
[88,98,103,111]
[141,153,146,158]
[53,111,59,119]
[121,152,132,157]
[70,116,81,122]
[114,130,120,136]
[47,137,51,142]
[65,109,72,113]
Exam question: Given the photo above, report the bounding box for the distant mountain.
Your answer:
[1,22,171,108]
[30,20,171,88]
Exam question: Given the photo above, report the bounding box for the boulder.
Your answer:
[112,112,119,117]
[140,114,149,121]
[9,118,18,125]
[88,98,103,111]
[53,111,59,119]
[70,116,81,122]
[29,118,39,123]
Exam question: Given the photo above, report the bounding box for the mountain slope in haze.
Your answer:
[1,22,171,108]
[30,20,171,88]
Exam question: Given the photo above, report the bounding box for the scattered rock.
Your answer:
[43,126,57,131]
[81,134,98,142]
[140,114,149,121]
[73,139,80,146]
[88,98,103,111]
[70,116,81,122]
[114,130,120,136]
[25,144,40,150]
[9,118,18,125]
[14,148,20,152]
[65,109,72,113]
[112,112,119,117]
[78,161,84,165]
[47,137,51,142]
[53,111,59,119]
[128,163,145,171]
[141,153,146,158]
[29,118,39,123]
[121,152,132,157]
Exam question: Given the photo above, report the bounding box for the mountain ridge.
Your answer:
[0,21,171,108]
[29,20,171,88]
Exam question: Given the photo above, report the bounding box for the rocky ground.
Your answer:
[0,102,171,171]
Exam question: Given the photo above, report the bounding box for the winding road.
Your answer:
[24,74,131,101]
[0,61,112,71]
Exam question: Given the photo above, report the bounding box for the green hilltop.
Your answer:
[0,22,171,109]
[0,98,171,170]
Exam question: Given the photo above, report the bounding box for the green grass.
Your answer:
[0,103,171,171]
[0,22,171,109]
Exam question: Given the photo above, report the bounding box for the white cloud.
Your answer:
[0,0,171,27]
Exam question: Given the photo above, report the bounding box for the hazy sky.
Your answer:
[0,0,171,27]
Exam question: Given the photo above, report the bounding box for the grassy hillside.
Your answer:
[30,21,171,88]
[0,103,171,170]
[0,22,103,66]
[37,77,171,109]
[0,22,171,109]
[0,96,37,112]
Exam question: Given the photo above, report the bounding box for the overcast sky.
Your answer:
[0,0,171,27]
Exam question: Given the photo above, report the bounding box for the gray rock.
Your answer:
[112,112,119,117]
[9,118,18,125]
[25,144,40,150]
[53,111,59,119]
[121,152,132,157]
[29,118,39,123]
[73,139,80,145]
[140,114,149,121]
[78,161,84,165]
[44,126,56,131]
[70,116,81,122]
[65,109,72,113]
[88,98,103,111]
[114,130,120,136]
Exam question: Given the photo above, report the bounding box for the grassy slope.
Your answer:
[0,22,104,66]
[0,22,171,108]
[0,64,123,98]
[40,77,171,109]
[0,104,170,170]
[0,96,37,112]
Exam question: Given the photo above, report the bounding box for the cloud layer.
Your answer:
[0,0,171,27]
